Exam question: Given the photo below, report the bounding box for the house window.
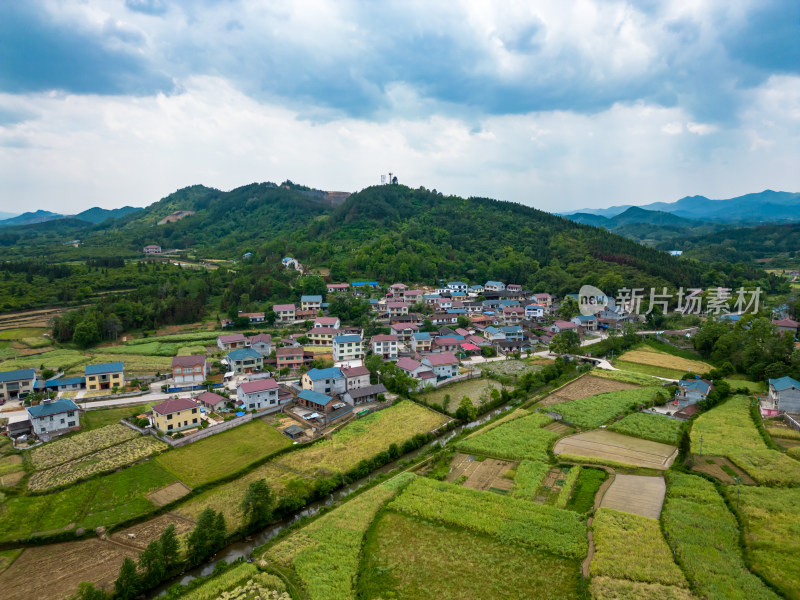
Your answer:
[167,414,173,420]
[192,408,197,414]
[68,411,75,417]
[168,424,173,431]
[192,418,198,424]
[68,421,75,427]
[60,418,65,425]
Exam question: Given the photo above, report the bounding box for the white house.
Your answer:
[0,368,36,402]
[26,398,80,437]
[447,281,468,293]
[247,333,272,357]
[314,316,341,329]
[421,353,459,379]
[768,376,800,412]
[333,334,364,362]
[301,367,346,395]
[236,378,285,413]
[485,281,506,292]
[342,365,371,390]
[371,334,398,359]
[525,304,546,319]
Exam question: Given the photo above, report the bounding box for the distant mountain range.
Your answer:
[0,206,142,228]
[562,190,800,223]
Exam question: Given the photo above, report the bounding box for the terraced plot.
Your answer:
[554,430,678,470]
[541,374,639,407]
[599,474,666,519]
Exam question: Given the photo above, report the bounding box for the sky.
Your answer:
[0,0,798,215]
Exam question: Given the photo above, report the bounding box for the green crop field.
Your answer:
[608,412,685,445]
[29,424,138,470]
[155,420,291,486]
[564,467,607,514]
[125,331,221,346]
[661,472,779,600]
[0,349,89,372]
[691,395,800,485]
[727,486,800,599]
[456,412,556,461]
[0,461,176,542]
[0,327,49,340]
[593,368,664,387]
[275,401,447,476]
[613,360,690,379]
[554,465,581,509]
[80,353,173,375]
[178,564,288,600]
[421,378,511,409]
[511,459,550,500]
[358,511,580,600]
[264,474,414,600]
[722,378,766,393]
[387,477,587,558]
[81,402,155,430]
[550,387,663,429]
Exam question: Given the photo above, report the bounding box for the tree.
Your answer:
[73,583,108,600]
[114,557,140,600]
[558,297,579,320]
[240,478,275,529]
[551,330,580,355]
[455,396,477,421]
[72,319,100,349]
[138,539,165,588]
[186,508,217,565]
[212,512,227,551]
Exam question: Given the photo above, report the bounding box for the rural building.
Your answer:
[196,391,229,412]
[550,320,578,334]
[502,306,525,325]
[485,281,506,292]
[226,348,264,374]
[247,333,272,357]
[767,376,800,412]
[297,389,336,413]
[301,295,323,312]
[217,333,247,351]
[273,303,296,323]
[390,283,409,292]
[313,316,340,329]
[301,367,346,395]
[143,244,162,254]
[237,378,284,412]
[342,365,371,390]
[674,377,714,408]
[152,397,201,433]
[307,327,339,346]
[572,314,598,331]
[282,256,301,270]
[43,376,85,393]
[85,362,125,391]
[525,304,546,319]
[276,347,304,370]
[403,289,424,303]
[343,383,387,406]
[333,334,364,362]
[326,283,349,293]
[171,355,208,385]
[283,424,305,439]
[239,312,265,324]
[390,323,419,342]
[26,398,80,436]
[422,353,459,379]
[387,301,409,317]
[0,368,36,401]
[447,281,468,293]
[500,326,524,342]
[772,319,799,337]
[371,334,398,359]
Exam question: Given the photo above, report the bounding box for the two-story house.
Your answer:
[342,365,371,390]
[26,398,80,436]
[371,334,399,359]
[276,347,304,370]
[302,367,346,395]
[433,336,463,353]
[237,378,284,413]
[301,295,323,312]
[387,301,410,318]
[447,281,468,293]
[0,368,36,402]
[247,333,272,357]
[469,284,484,295]
[226,348,264,374]
[767,376,800,412]
[273,304,296,323]
[502,306,525,325]
[152,397,200,433]
[307,327,340,346]
[333,334,364,362]
[391,322,419,342]
[314,316,341,329]
[674,377,714,409]
[411,332,432,353]
[485,281,506,292]
[85,362,125,391]
[422,353,460,379]
[572,314,598,331]
[500,326,524,342]
[402,289,424,304]
[171,355,208,385]
[525,304,546,319]
[217,333,247,352]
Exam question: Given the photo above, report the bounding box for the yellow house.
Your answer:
[152,397,201,433]
[84,362,125,391]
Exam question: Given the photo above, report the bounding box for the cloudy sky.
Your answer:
[1,0,798,214]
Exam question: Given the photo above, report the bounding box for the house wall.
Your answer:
[777,388,800,412]
[86,371,124,391]
[0,377,35,400]
[236,387,283,411]
[153,406,200,432]
[346,374,371,390]
[31,410,80,435]
[230,356,264,374]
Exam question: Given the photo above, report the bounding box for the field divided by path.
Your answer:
[554,430,678,469]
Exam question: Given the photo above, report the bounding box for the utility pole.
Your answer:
[699,434,703,456]
[734,475,742,509]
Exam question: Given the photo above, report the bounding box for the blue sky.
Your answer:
[0,0,798,213]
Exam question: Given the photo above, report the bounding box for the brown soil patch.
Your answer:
[0,455,22,466]
[539,375,639,407]
[111,513,195,550]
[599,474,666,519]
[554,430,678,470]
[690,455,755,485]
[0,539,137,600]
[544,422,574,435]
[447,453,514,493]
[775,438,800,449]
[0,472,25,487]
[147,481,192,506]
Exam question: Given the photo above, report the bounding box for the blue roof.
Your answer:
[486,326,501,334]
[413,332,431,340]
[485,281,503,286]
[0,368,35,383]
[301,295,322,302]
[298,389,335,406]
[450,291,467,297]
[720,314,741,321]
[769,376,800,392]
[679,379,712,394]
[565,294,579,300]
[424,294,440,299]
[498,300,520,306]
[282,256,293,261]
[85,362,124,376]
[369,299,380,304]
[46,377,85,387]
[27,398,80,418]
[575,314,597,322]
[446,309,466,314]
[448,281,467,286]
[306,367,344,381]
[351,282,366,286]
[469,285,483,289]
[227,348,262,361]
[501,326,523,333]
[334,335,362,343]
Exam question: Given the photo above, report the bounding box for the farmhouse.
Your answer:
[273,303,296,323]
[301,295,323,311]
[171,355,208,385]
[572,314,598,331]
[196,391,229,412]
[239,312,265,324]
[333,334,364,362]
[0,368,36,401]
[247,333,272,357]
[343,383,387,406]
[217,333,247,351]
[342,365,371,390]
[485,281,506,292]
[326,283,349,293]
[550,320,578,334]
[143,244,162,254]
[297,389,336,414]
[43,376,85,393]
[226,348,264,374]
[302,367,346,395]
[85,362,125,391]
[371,334,398,359]
[772,319,799,337]
[314,316,341,329]
[237,378,285,413]
[307,327,339,346]
[767,376,800,412]
[674,377,714,409]
[26,398,80,436]
[422,352,459,379]
[282,256,301,270]
[152,397,200,432]
[276,347,304,370]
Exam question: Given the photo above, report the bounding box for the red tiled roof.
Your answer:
[197,392,227,406]
[153,397,199,415]
[248,333,272,344]
[773,319,799,328]
[277,347,302,356]
[424,352,458,366]
[171,355,206,368]
[396,357,421,372]
[219,333,246,343]
[273,304,295,311]
[240,379,279,393]
[371,334,398,342]
[342,366,370,378]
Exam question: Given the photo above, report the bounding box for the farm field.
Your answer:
[540,374,639,407]
[180,564,289,600]
[0,454,23,477]
[358,511,580,600]
[598,474,666,520]
[263,474,414,600]
[608,412,685,445]
[564,467,607,514]
[617,346,712,374]
[446,453,514,493]
[480,358,545,379]
[594,368,670,387]
[455,412,556,461]
[690,395,800,485]
[29,424,139,470]
[0,538,137,600]
[662,472,779,600]
[275,401,447,477]
[613,360,687,379]
[155,419,292,486]
[691,456,754,485]
[0,348,89,372]
[549,387,664,428]
[554,430,677,470]
[421,378,512,409]
[510,459,550,500]
[28,436,168,491]
[727,486,800,599]
[74,353,173,375]
[590,508,689,589]
[387,476,588,558]
[0,461,176,542]
[723,378,766,393]
[0,549,22,573]
[81,402,155,430]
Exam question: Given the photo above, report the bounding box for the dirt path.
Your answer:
[690,455,755,485]
[599,474,666,519]
[554,430,678,469]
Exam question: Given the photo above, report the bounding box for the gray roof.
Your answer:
[346,383,388,399]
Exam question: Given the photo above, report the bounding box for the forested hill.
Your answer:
[667,222,800,265]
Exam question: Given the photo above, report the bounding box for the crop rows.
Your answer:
[549,387,663,429]
[456,412,556,461]
[29,424,139,470]
[554,465,581,509]
[180,563,289,600]
[617,347,712,373]
[387,476,587,558]
[28,437,168,491]
[593,368,666,387]
[661,472,779,600]
[512,460,550,500]
[608,412,684,445]
[265,473,414,600]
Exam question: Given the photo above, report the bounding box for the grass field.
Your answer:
[358,511,580,600]
[618,346,712,374]
[591,508,688,588]
[421,378,511,409]
[594,368,668,387]
[125,331,221,346]
[29,424,139,470]
[511,459,550,500]
[608,412,685,445]
[81,402,155,430]
[79,353,173,375]
[387,476,587,558]
[691,395,800,485]
[264,474,413,600]
[0,349,89,372]
[549,387,664,429]
[0,461,176,542]
[662,472,779,600]
[723,378,766,393]
[178,564,288,600]
[565,467,607,514]
[0,549,22,573]
[275,401,447,477]
[456,412,555,461]
[0,455,23,478]
[0,327,49,340]
[613,360,689,379]
[727,486,800,599]
[155,420,291,487]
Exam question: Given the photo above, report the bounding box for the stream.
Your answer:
[147,402,514,597]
